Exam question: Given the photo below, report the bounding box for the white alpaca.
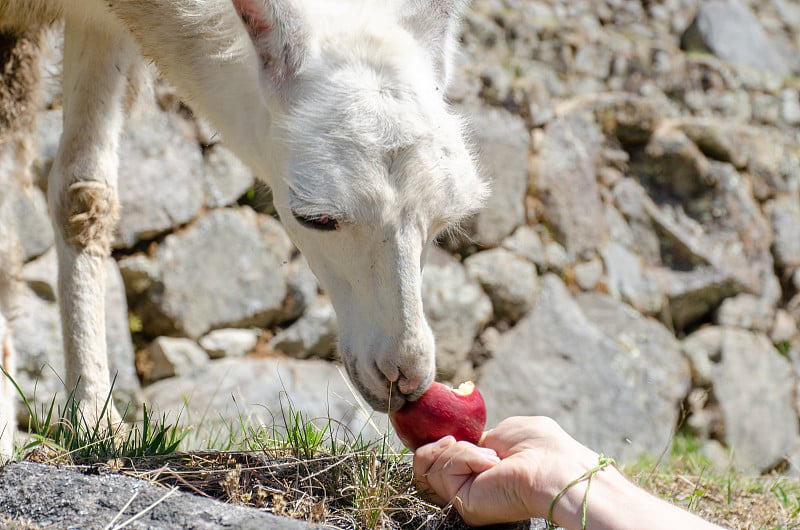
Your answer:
[0,0,487,455]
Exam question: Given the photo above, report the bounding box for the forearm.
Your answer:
[550,465,725,530]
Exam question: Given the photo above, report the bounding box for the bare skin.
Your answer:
[413,416,727,530]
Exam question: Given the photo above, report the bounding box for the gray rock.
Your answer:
[765,194,800,271]
[682,327,799,473]
[780,89,800,126]
[604,204,636,251]
[11,284,64,422]
[543,241,571,272]
[770,309,797,345]
[8,184,53,262]
[144,337,209,383]
[557,93,671,145]
[463,104,530,247]
[600,241,664,314]
[653,266,745,331]
[114,102,205,248]
[675,118,749,169]
[502,225,546,269]
[573,258,604,291]
[202,143,255,208]
[20,247,57,301]
[137,207,293,339]
[639,161,774,306]
[480,275,690,463]
[269,296,338,359]
[610,178,661,264]
[422,248,493,380]
[464,248,538,322]
[0,461,315,530]
[714,293,775,333]
[743,131,800,200]
[199,328,260,359]
[143,357,385,447]
[682,327,723,387]
[637,126,711,200]
[118,254,160,296]
[104,259,144,413]
[282,255,320,323]
[681,0,790,77]
[531,113,607,259]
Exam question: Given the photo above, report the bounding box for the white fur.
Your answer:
[0,166,21,461]
[0,0,486,441]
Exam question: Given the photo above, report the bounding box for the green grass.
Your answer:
[1,372,449,529]
[2,366,185,462]
[624,432,800,529]
[6,365,800,529]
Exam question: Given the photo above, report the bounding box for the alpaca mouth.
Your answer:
[341,355,408,413]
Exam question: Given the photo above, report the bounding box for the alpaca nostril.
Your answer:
[397,369,423,396]
[376,356,398,379]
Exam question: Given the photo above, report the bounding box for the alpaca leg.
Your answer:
[0,27,47,461]
[0,221,18,460]
[48,21,135,426]
[0,143,21,461]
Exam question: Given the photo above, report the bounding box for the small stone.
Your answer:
[715,294,775,333]
[199,329,260,359]
[269,296,338,359]
[573,258,604,291]
[544,241,570,272]
[464,248,539,323]
[770,309,798,345]
[118,254,160,296]
[502,226,546,269]
[145,337,209,383]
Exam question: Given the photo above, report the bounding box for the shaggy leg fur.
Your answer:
[0,28,46,461]
[47,21,136,426]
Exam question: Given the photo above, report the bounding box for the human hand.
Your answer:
[413,416,600,527]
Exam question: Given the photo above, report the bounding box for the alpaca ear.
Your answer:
[399,0,469,88]
[232,0,311,87]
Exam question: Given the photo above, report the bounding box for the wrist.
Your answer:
[545,453,623,530]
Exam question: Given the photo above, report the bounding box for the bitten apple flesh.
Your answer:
[390,381,487,451]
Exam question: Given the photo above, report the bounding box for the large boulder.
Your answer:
[115,105,206,249]
[463,247,539,323]
[681,0,790,77]
[531,113,607,259]
[682,327,799,473]
[462,104,530,248]
[421,248,493,381]
[479,274,690,463]
[0,461,315,530]
[135,207,293,339]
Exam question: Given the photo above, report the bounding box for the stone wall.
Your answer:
[6,0,800,473]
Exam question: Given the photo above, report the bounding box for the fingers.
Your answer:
[481,416,565,456]
[413,436,500,507]
[414,436,457,505]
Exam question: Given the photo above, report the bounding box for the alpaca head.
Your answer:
[236,0,487,410]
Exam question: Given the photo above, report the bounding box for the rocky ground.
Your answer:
[3,0,800,527]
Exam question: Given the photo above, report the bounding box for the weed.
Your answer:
[3,366,185,462]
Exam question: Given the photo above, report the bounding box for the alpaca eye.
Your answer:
[294,213,339,231]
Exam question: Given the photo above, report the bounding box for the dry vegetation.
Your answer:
[3,380,798,529]
[13,427,800,530]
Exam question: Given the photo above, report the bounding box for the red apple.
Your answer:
[390,380,487,451]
